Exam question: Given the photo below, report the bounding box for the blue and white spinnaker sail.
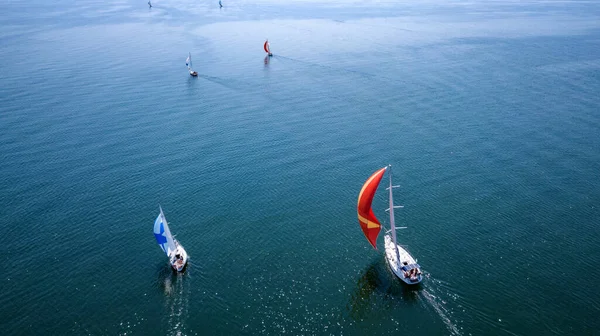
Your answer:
[186,52,193,70]
[154,207,177,256]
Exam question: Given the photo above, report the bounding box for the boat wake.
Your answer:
[198,74,246,92]
[419,277,462,336]
[161,271,191,336]
[275,55,379,81]
[198,74,283,104]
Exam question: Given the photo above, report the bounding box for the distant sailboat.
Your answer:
[154,206,189,272]
[357,165,423,284]
[148,1,152,8]
[264,39,273,57]
[219,0,223,8]
[186,52,198,77]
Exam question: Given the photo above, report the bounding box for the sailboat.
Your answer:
[264,39,273,57]
[357,165,423,284]
[154,206,189,272]
[186,52,198,77]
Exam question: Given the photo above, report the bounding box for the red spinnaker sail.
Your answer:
[264,41,270,54]
[357,167,387,249]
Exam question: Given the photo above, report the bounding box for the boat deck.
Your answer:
[170,243,188,272]
[384,234,423,284]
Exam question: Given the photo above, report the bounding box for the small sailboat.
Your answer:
[357,165,423,284]
[219,0,223,8]
[186,52,198,77]
[264,39,273,57]
[148,1,152,8]
[154,206,188,272]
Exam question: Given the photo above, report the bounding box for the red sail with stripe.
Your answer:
[357,167,387,249]
[264,40,270,54]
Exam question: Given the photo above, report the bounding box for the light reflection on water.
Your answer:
[1,0,600,335]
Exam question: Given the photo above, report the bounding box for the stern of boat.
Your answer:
[170,243,189,272]
[384,235,423,285]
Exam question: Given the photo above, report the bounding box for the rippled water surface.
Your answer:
[1,0,600,334]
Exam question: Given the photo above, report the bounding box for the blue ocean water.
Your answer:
[1,0,600,334]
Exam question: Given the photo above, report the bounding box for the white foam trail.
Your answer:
[164,274,190,336]
[421,287,461,336]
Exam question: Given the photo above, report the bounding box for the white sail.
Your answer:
[154,207,177,256]
[387,165,402,266]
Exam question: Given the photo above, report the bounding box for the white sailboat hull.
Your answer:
[384,234,422,285]
[169,241,188,272]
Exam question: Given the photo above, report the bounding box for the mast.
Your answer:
[188,52,193,71]
[387,165,402,266]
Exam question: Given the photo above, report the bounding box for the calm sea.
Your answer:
[1,0,600,334]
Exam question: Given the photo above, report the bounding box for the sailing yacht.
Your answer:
[357,165,423,284]
[264,39,273,57]
[186,52,198,76]
[154,207,189,272]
